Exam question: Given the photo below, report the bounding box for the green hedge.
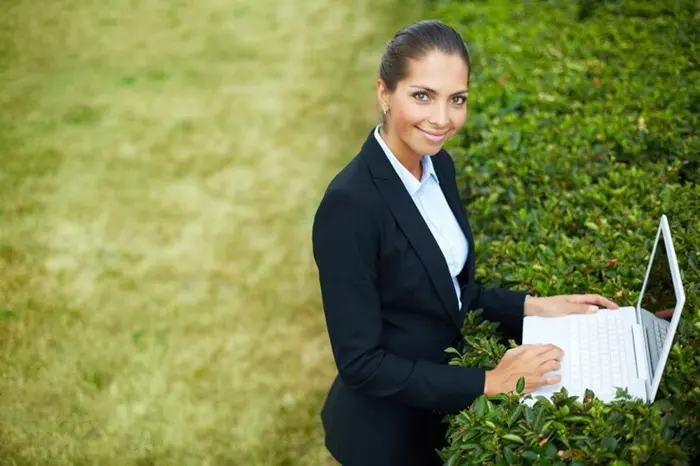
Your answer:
[427,0,699,464]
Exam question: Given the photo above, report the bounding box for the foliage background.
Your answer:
[431,0,699,463]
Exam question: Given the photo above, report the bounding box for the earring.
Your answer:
[383,107,389,115]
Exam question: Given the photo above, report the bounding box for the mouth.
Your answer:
[417,127,450,144]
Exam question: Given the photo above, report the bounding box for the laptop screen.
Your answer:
[639,230,676,376]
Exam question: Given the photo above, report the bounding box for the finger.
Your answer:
[519,376,542,394]
[523,375,561,392]
[530,374,561,388]
[523,344,563,361]
[596,295,620,309]
[532,346,564,364]
[572,294,619,310]
[544,374,561,385]
[571,303,599,314]
[510,343,546,355]
[537,358,561,373]
[506,345,533,356]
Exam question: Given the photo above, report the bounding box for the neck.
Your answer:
[380,125,422,180]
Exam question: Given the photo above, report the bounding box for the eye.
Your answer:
[413,92,429,101]
[453,95,467,105]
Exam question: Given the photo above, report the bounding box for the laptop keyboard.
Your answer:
[567,313,629,395]
[652,318,669,350]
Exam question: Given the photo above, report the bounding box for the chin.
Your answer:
[419,146,442,156]
[409,138,444,156]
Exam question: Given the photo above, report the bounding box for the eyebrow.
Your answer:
[408,85,468,96]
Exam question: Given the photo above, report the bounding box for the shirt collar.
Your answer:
[373,125,438,196]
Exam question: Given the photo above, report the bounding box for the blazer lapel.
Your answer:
[359,132,462,328]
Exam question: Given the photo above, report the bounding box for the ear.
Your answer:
[376,78,391,113]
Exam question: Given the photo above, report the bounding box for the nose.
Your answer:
[428,102,449,128]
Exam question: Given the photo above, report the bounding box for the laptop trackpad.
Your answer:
[521,316,571,399]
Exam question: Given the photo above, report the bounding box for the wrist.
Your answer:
[524,295,539,317]
[484,370,497,397]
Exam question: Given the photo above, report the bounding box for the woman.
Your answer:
[311,20,618,466]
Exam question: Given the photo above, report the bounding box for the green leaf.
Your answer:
[502,434,525,444]
[560,434,570,449]
[540,420,553,434]
[561,415,591,423]
[519,208,527,221]
[485,398,495,414]
[600,437,618,452]
[474,396,487,418]
[551,422,566,432]
[461,443,482,451]
[488,394,509,403]
[504,446,516,464]
[546,443,557,458]
[524,408,535,424]
[445,451,460,466]
[508,405,523,427]
[534,408,547,433]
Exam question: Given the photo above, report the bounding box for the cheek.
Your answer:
[394,104,467,131]
[393,102,428,129]
[451,108,468,128]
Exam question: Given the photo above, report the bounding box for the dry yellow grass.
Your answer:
[0,0,420,464]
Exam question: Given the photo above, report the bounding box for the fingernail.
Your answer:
[587,305,598,313]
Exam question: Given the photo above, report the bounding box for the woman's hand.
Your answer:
[484,344,564,396]
[524,294,619,318]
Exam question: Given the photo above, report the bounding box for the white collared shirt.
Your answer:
[374,125,469,310]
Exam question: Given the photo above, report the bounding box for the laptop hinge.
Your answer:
[631,324,650,381]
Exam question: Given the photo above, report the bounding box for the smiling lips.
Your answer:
[417,127,450,143]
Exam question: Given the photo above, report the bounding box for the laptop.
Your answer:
[521,214,686,405]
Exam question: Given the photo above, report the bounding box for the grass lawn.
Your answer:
[0,0,420,464]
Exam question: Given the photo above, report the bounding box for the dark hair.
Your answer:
[379,20,471,93]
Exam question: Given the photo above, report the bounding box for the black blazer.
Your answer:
[312,129,527,466]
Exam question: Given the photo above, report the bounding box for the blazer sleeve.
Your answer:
[462,281,527,341]
[312,187,486,413]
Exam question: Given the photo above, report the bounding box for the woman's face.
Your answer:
[377,50,469,158]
